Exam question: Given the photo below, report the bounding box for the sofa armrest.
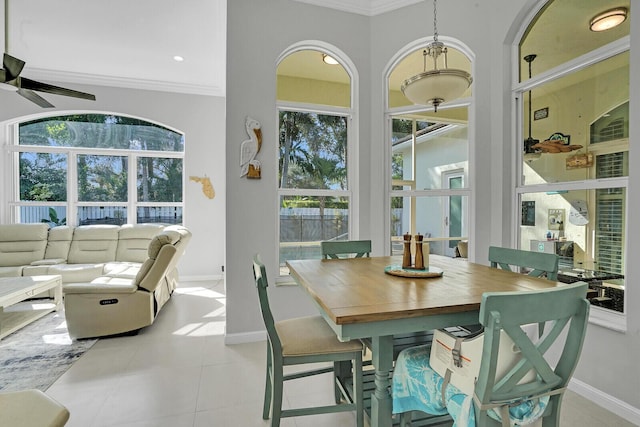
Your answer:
[64,278,138,294]
[30,258,67,266]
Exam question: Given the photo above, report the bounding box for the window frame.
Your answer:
[274,42,359,282]
[383,35,475,259]
[5,112,185,226]
[275,101,357,279]
[513,33,630,331]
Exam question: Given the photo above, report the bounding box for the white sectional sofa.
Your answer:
[0,223,191,339]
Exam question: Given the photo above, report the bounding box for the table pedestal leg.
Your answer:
[370,335,394,427]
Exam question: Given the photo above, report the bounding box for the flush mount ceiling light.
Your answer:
[589,7,627,32]
[400,0,472,112]
[173,55,184,62]
[322,54,339,65]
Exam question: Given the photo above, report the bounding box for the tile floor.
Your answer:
[46,279,636,427]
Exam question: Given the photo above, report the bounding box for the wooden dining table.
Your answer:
[286,255,560,427]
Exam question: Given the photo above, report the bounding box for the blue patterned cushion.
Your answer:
[392,345,548,426]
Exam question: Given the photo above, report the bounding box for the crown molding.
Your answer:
[23,67,225,98]
[292,0,422,16]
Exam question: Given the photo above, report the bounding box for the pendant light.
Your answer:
[401,0,472,112]
[523,54,541,161]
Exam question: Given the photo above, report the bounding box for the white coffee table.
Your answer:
[0,275,63,340]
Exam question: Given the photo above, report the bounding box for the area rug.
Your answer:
[0,304,97,392]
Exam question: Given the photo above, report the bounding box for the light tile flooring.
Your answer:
[46,279,636,427]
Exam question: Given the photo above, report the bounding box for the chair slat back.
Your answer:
[253,255,282,351]
[321,240,371,259]
[489,246,559,281]
[474,282,589,411]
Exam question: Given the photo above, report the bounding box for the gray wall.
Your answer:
[0,84,226,279]
[225,0,371,337]
[226,0,640,418]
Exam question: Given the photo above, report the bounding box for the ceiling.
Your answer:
[1,0,630,100]
[0,0,410,98]
[280,0,630,91]
[1,0,227,96]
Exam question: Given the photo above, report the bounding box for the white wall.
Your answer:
[227,0,640,420]
[0,84,226,280]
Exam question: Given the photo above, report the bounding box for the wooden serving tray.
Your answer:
[384,265,444,278]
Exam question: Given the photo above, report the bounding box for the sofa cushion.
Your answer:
[49,263,105,283]
[22,265,51,277]
[44,226,74,260]
[103,262,141,279]
[0,266,24,277]
[0,224,49,267]
[67,225,119,264]
[116,224,165,263]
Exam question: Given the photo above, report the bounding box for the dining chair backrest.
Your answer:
[321,240,371,259]
[253,255,282,352]
[489,246,559,281]
[473,281,589,425]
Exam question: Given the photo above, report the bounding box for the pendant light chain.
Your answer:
[433,0,438,43]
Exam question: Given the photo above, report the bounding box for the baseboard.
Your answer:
[569,377,640,425]
[224,330,266,345]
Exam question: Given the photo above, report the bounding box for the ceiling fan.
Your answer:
[1,0,95,108]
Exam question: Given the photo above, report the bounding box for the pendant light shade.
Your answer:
[401,0,472,112]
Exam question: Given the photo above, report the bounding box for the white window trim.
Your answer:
[512,33,630,332]
[275,42,359,284]
[4,113,185,226]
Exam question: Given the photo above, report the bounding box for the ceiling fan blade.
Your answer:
[16,88,55,108]
[20,77,96,101]
[3,53,26,81]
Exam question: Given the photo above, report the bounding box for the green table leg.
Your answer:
[370,335,394,427]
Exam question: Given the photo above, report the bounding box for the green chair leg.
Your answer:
[271,359,284,427]
[263,344,273,420]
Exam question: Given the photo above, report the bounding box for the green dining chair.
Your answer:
[253,255,364,427]
[395,281,590,427]
[489,246,560,281]
[321,239,371,259]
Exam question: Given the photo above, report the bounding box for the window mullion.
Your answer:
[129,154,137,224]
[68,150,78,227]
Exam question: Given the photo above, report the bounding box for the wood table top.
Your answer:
[287,255,559,325]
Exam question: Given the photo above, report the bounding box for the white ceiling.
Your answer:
[0,0,422,99]
[1,0,630,99]
[2,0,227,96]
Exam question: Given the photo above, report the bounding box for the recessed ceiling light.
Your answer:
[322,54,339,65]
[590,7,627,32]
[173,55,184,62]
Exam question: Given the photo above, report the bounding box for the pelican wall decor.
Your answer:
[240,117,262,179]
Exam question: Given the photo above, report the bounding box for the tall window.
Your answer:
[276,47,355,275]
[516,0,629,319]
[11,113,184,226]
[386,44,473,258]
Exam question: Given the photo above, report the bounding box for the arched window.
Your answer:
[385,39,473,258]
[514,0,629,324]
[8,113,184,226]
[276,43,358,276]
